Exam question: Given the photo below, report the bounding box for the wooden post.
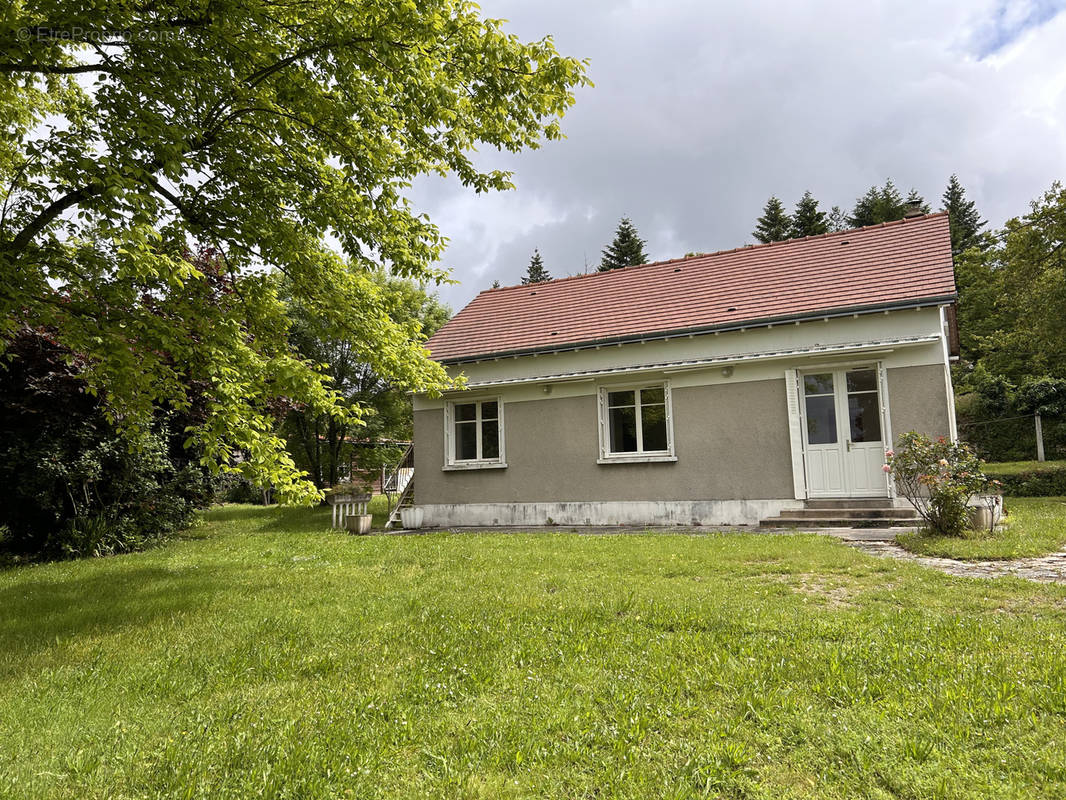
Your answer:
[1036,412,1045,462]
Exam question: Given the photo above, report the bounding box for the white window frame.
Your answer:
[597,380,677,464]
[443,396,507,470]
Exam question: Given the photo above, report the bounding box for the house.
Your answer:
[411,212,958,528]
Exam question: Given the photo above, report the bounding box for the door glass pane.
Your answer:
[607,390,635,407]
[609,406,638,452]
[846,369,877,393]
[456,421,477,459]
[804,373,834,395]
[640,386,665,405]
[641,404,668,451]
[454,403,476,422]
[481,420,499,458]
[848,393,882,442]
[480,401,498,420]
[805,395,837,444]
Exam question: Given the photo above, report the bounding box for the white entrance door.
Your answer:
[801,367,888,498]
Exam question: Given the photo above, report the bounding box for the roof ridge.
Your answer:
[481,212,949,294]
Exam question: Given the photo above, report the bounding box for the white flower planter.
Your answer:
[400,507,424,530]
[345,514,373,535]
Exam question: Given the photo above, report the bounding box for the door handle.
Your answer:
[846,440,853,451]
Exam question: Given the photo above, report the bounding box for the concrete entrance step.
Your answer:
[805,498,897,509]
[783,507,918,520]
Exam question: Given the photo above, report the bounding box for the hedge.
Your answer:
[985,465,1066,497]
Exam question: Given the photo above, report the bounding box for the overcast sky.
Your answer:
[409,0,1066,312]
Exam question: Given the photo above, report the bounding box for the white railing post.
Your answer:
[1036,412,1045,462]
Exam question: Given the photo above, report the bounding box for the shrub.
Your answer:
[0,330,214,560]
[886,432,990,537]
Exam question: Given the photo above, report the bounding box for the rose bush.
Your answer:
[885,432,990,537]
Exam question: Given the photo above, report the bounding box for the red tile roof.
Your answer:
[426,213,956,362]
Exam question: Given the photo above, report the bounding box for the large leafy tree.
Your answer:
[789,191,828,238]
[942,174,987,256]
[599,217,648,271]
[283,275,449,489]
[0,1,588,502]
[752,196,791,243]
[521,249,551,284]
[955,182,1066,383]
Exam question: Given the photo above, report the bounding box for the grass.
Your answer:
[983,459,1066,475]
[0,505,1064,799]
[896,497,1066,561]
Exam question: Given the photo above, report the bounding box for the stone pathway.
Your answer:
[827,529,1066,584]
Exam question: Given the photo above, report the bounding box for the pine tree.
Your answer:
[827,205,849,232]
[941,174,987,255]
[848,180,907,227]
[790,191,828,238]
[491,280,500,289]
[521,249,552,284]
[753,196,792,243]
[598,217,649,271]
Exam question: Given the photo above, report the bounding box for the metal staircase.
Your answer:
[383,444,414,530]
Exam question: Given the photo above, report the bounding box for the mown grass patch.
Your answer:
[1,504,1065,798]
[983,460,1066,475]
[897,497,1066,561]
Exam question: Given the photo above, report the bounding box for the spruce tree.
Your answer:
[491,280,500,289]
[827,205,849,232]
[753,196,792,243]
[941,174,987,255]
[598,217,649,271]
[790,191,829,238]
[848,180,907,227]
[521,249,552,284]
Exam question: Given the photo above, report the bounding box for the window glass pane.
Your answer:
[846,369,877,393]
[480,400,498,420]
[641,404,668,451]
[640,386,665,405]
[454,403,476,422]
[803,373,834,395]
[609,406,638,452]
[481,420,499,459]
[805,395,837,444]
[607,390,635,407]
[849,393,882,443]
[456,421,478,459]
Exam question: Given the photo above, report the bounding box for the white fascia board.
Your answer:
[454,335,940,390]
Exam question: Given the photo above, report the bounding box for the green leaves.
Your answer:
[1,0,587,501]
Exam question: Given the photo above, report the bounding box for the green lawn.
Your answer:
[896,497,1066,561]
[2,506,1066,799]
[983,459,1066,475]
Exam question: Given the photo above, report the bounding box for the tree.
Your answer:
[848,180,908,227]
[522,249,551,284]
[491,280,501,289]
[941,175,987,255]
[955,182,1066,383]
[282,275,450,489]
[599,217,648,271]
[905,188,931,214]
[753,196,792,243]
[827,206,849,232]
[0,2,588,504]
[790,191,829,238]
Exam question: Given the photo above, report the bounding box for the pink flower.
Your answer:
[882,464,892,472]
[885,449,894,458]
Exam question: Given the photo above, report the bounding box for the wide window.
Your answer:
[598,382,676,463]
[445,398,505,469]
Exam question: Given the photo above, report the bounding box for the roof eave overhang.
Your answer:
[432,294,957,366]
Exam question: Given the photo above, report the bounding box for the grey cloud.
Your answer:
[409,0,1066,312]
